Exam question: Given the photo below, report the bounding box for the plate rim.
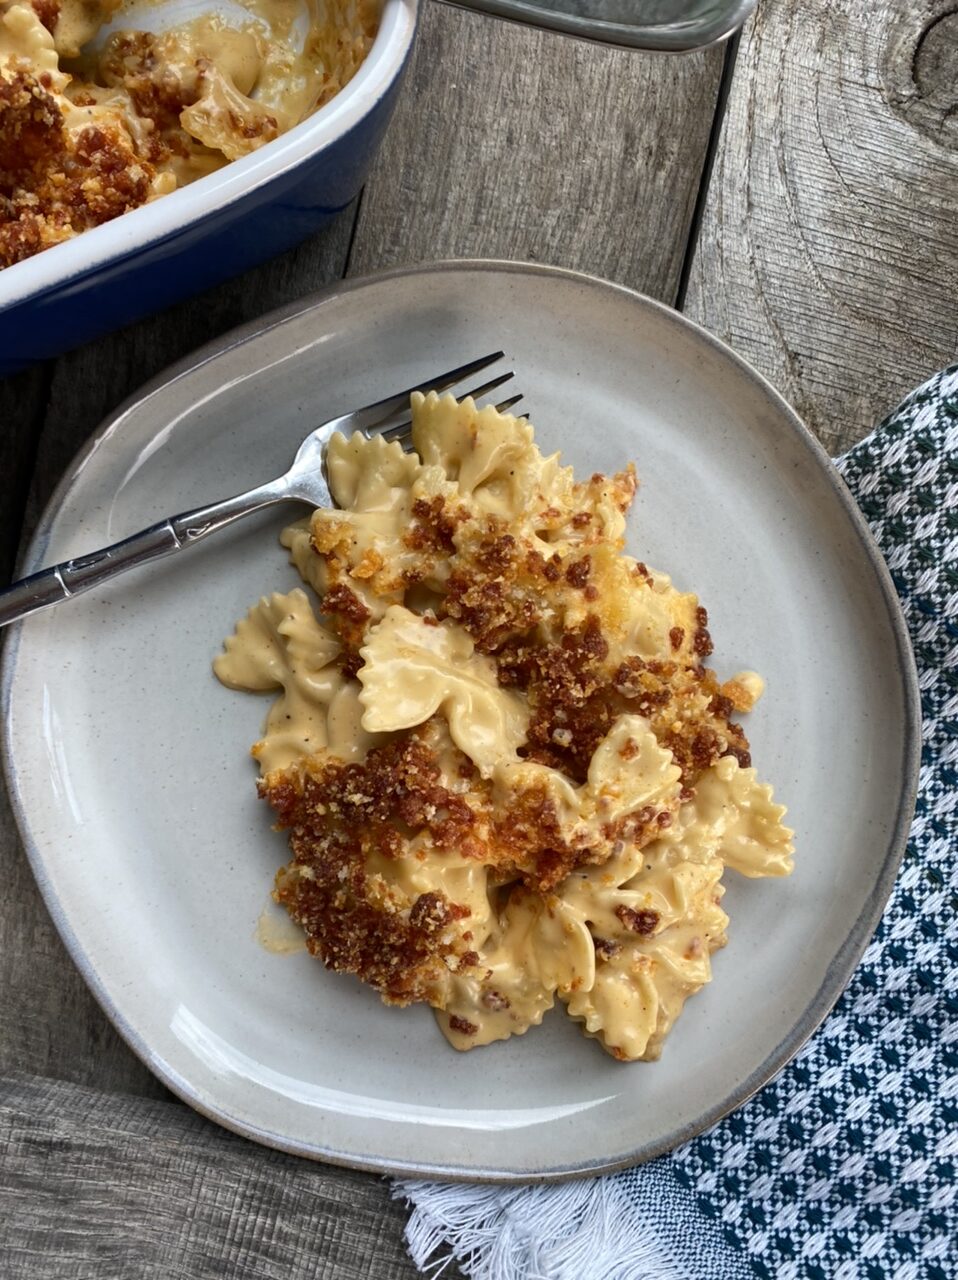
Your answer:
[0,258,922,1181]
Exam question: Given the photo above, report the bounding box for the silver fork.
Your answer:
[0,352,522,629]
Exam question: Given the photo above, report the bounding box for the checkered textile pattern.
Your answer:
[671,363,958,1279]
[399,365,958,1280]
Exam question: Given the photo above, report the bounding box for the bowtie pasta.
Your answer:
[216,391,794,1061]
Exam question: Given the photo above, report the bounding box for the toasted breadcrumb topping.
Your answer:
[216,394,794,1061]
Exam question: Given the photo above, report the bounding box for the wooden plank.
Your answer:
[683,0,958,456]
[349,2,726,304]
[1,211,357,1101]
[0,1073,432,1280]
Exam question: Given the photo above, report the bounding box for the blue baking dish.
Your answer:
[0,0,417,375]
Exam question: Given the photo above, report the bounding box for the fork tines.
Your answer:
[358,352,523,447]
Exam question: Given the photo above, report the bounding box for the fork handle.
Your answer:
[0,482,284,629]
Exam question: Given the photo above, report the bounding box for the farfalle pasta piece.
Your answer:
[620,564,702,663]
[686,755,794,877]
[358,605,529,777]
[215,589,353,772]
[215,587,340,690]
[412,392,544,517]
[325,428,422,512]
[488,717,682,888]
[629,754,794,878]
[439,887,595,1049]
[580,715,682,823]
[560,841,729,1061]
[411,390,636,553]
[308,432,427,603]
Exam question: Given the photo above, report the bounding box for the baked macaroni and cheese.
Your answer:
[0,0,377,266]
[216,393,794,1061]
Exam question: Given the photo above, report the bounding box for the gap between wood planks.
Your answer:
[675,29,741,312]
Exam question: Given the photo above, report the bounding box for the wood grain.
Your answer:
[0,1073,427,1280]
[683,0,958,456]
[349,2,725,303]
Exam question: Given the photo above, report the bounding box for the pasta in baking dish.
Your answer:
[0,0,378,265]
[216,392,794,1061]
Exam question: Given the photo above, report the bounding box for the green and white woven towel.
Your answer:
[396,364,958,1280]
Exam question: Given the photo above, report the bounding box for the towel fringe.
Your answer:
[393,1177,686,1280]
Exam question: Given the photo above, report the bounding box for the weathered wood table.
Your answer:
[2,2,956,1275]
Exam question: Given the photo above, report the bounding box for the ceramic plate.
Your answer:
[1,262,919,1180]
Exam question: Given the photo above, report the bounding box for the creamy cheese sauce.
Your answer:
[255,900,308,953]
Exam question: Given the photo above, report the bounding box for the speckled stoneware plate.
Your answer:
[1,261,919,1181]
